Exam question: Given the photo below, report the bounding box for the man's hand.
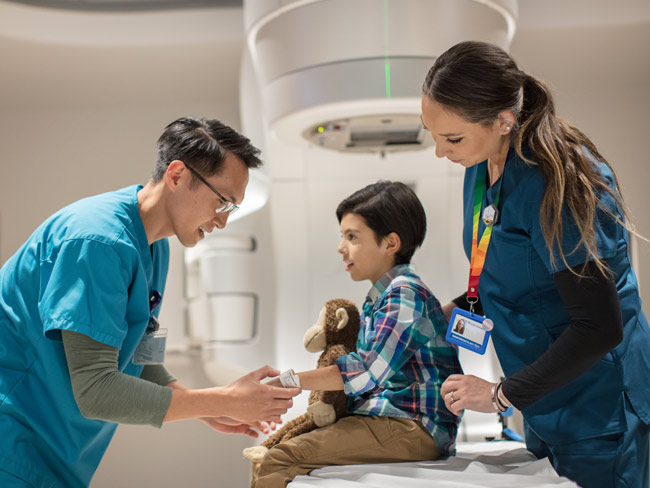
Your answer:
[163,365,301,424]
[199,417,279,438]
[222,365,301,424]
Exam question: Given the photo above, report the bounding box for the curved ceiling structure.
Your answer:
[3,0,240,12]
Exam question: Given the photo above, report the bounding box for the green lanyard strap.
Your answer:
[467,163,503,307]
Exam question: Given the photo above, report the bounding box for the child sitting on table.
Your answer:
[251,181,462,488]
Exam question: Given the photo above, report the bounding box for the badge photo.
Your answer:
[446,308,492,355]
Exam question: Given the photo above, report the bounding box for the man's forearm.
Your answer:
[164,386,233,422]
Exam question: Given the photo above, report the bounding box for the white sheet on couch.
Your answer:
[288,441,579,488]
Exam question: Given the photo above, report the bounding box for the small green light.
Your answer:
[384,61,391,98]
[317,126,325,133]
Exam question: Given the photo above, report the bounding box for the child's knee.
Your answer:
[261,439,307,472]
[254,441,311,488]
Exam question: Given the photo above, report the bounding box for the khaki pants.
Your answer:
[250,415,440,488]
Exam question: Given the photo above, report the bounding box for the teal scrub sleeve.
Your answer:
[61,330,172,427]
[140,364,177,387]
[39,238,132,347]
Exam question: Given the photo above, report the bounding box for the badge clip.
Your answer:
[482,204,499,225]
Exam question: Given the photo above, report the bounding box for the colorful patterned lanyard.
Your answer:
[467,163,503,312]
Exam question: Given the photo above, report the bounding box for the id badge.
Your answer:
[446,308,493,355]
[133,328,167,365]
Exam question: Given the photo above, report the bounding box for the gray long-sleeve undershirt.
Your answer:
[61,329,174,427]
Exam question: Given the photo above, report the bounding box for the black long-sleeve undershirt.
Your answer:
[500,260,623,410]
[451,292,484,317]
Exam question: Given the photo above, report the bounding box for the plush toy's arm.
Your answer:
[320,389,349,418]
[307,400,337,427]
[242,413,318,462]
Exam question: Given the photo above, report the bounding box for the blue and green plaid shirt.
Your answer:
[336,264,462,455]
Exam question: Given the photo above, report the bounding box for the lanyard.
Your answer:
[467,163,503,311]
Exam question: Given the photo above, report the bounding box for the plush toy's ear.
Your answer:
[335,307,349,329]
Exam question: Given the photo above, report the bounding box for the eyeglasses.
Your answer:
[184,164,240,215]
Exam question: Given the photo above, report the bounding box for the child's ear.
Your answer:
[384,232,401,256]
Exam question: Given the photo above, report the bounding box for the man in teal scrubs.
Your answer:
[0,117,299,487]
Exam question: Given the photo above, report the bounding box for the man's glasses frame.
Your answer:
[184,163,239,215]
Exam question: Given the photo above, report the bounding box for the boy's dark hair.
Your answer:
[336,181,426,265]
[152,117,262,185]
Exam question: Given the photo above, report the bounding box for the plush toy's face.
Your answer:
[303,304,350,353]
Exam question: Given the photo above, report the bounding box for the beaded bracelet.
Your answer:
[496,381,511,412]
[491,381,510,413]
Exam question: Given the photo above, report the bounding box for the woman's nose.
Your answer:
[435,141,446,159]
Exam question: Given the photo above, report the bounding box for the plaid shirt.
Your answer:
[336,264,462,455]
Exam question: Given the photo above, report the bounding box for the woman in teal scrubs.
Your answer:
[421,41,649,488]
[0,117,298,487]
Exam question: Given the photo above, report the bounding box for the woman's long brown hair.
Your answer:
[423,40,635,276]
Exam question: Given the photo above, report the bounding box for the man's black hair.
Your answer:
[152,117,262,183]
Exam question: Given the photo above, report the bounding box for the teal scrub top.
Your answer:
[0,185,169,487]
[462,148,650,445]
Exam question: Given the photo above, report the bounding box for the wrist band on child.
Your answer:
[279,369,301,388]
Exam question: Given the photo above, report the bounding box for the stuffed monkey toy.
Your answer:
[242,298,360,463]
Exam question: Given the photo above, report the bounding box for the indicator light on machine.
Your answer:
[317,126,325,133]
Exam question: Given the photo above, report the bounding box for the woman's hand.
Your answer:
[441,374,496,416]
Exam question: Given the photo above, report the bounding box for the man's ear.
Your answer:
[165,160,186,192]
[384,232,402,256]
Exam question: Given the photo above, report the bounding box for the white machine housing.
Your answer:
[244,0,517,152]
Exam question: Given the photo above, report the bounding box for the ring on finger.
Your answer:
[450,391,455,403]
